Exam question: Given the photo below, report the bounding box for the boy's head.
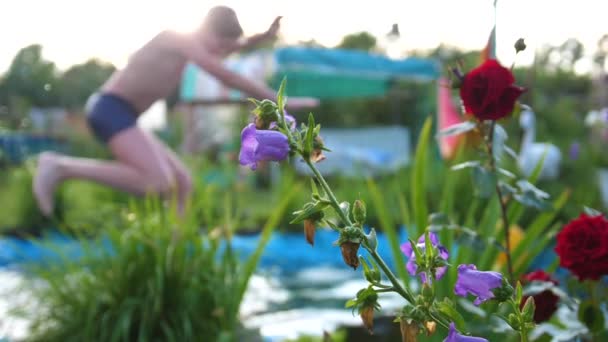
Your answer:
[198,6,243,56]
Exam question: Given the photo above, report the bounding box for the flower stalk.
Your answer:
[482,120,514,283]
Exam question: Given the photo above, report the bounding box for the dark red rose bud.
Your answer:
[520,270,559,323]
[459,59,526,121]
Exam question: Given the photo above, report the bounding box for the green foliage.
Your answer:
[0,165,50,234]
[21,179,295,342]
[58,59,115,110]
[1,44,60,108]
[336,32,377,52]
[24,200,233,342]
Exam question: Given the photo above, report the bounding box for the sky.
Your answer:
[1,0,607,73]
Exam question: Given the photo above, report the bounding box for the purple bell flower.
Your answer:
[454,264,503,305]
[239,123,290,170]
[400,232,449,283]
[444,323,488,342]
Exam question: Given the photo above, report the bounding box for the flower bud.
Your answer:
[311,136,327,163]
[340,242,360,269]
[421,283,435,303]
[252,99,279,129]
[353,200,367,225]
[514,38,527,53]
[304,219,316,246]
[521,296,536,323]
[507,313,520,331]
[399,319,419,342]
[360,306,375,333]
[492,279,515,303]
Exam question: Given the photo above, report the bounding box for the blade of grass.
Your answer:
[367,178,409,285]
[411,116,433,236]
[236,180,301,306]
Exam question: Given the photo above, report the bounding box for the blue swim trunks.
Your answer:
[86,93,139,143]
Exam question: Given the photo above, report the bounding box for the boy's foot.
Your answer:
[33,152,63,217]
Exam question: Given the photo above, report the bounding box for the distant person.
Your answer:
[33,6,319,216]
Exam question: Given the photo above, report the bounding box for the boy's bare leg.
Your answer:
[33,126,176,216]
[147,132,193,213]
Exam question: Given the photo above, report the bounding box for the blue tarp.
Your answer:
[0,230,408,272]
[0,134,66,163]
[0,229,559,276]
[275,47,440,81]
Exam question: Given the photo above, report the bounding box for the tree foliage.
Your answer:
[337,32,377,52]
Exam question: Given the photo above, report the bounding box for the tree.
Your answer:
[1,44,60,108]
[58,59,115,110]
[337,32,377,52]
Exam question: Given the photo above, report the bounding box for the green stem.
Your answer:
[368,248,415,304]
[483,120,514,283]
[375,287,396,293]
[305,158,353,226]
[429,311,450,330]
[520,329,529,342]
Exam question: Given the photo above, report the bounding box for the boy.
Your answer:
[33,6,319,215]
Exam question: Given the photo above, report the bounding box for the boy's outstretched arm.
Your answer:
[182,42,319,109]
[185,43,277,101]
[232,16,282,53]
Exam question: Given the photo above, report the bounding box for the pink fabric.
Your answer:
[437,78,464,159]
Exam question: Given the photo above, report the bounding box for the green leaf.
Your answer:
[437,121,476,137]
[516,180,549,199]
[304,113,316,156]
[498,168,516,179]
[277,77,287,113]
[504,146,519,160]
[366,179,410,286]
[583,206,603,216]
[238,181,300,305]
[451,160,481,171]
[310,179,320,197]
[513,191,553,211]
[578,300,605,334]
[412,117,432,235]
[290,201,328,224]
[435,298,466,331]
[409,238,423,262]
[493,124,508,161]
[472,165,496,198]
[424,230,433,261]
[516,281,523,305]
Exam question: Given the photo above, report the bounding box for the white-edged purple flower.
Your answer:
[454,264,503,305]
[239,123,290,171]
[400,232,449,283]
[444,323,488,342]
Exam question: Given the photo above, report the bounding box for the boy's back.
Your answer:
[102,31,189,114]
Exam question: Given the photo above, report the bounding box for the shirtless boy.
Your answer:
[33,6,319,215]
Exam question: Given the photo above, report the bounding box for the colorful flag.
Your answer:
[480,26,497,62]
[438,25,496,160]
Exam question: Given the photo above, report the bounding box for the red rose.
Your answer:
[520,270,559,323]
[459,59,526,120]
[555,214,608,280]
